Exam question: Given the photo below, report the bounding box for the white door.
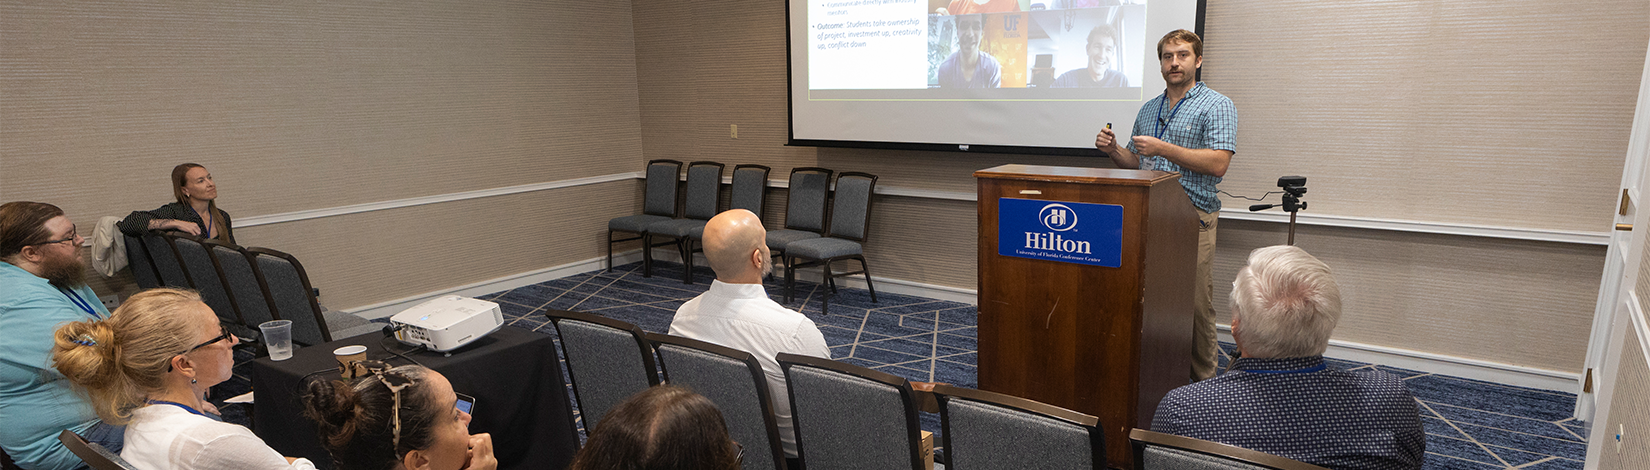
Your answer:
[1576,37,1650,423]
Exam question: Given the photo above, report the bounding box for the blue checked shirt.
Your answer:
[1152,356,1426,470]
[1126,82,1237,213]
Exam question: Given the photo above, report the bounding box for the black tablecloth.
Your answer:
[252,327,578,470]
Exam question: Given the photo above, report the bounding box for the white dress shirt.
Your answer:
[668,280,830,457]
[121,404,316,470]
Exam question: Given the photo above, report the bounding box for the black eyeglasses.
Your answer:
[30,230,78,247]
[169,325,233,372]
[733,442,744,466]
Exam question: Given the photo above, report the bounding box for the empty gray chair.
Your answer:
[608,159,683,275]
[648,333,785,470]
[143,232,192,288]
[784,172,878,313]
[123,233,162,289]
[247,247,331,346]
[545,310,660,430]
[766,167,833,288]
[645,161,724,283]
[58,430,137,470]
[932,384,1102,470]
[778,353,924,470]
[1129,429,1328,470]
[205,239,276,336]
[165,233,249,332]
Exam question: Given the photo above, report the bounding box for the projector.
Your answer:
[389,295,504,352]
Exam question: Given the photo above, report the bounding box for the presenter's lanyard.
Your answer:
[60,288,102,320]
[1244,363,1328,375]
[191,207,212,239]
[1155,89,1193,140]
[147,400,211,418]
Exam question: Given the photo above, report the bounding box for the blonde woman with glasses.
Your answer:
[52,288,315,470]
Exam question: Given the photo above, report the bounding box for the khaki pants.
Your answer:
[1191,208,1219,381]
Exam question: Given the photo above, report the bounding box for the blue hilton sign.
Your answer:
[997,198,1123,268]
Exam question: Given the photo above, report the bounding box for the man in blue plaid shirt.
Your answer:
[1095,29,1236,382]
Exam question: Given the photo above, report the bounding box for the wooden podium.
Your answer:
[974,164,1198,469]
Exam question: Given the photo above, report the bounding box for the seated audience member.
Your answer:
[51,288,314,469]
[0,201,121,470]
[1152,245,1425,470]
[667,209,829,463]
[568,385,740,470]
[117,163,235,244]
[303,364,497,470]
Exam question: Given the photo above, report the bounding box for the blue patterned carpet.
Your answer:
[218,260,1589,469]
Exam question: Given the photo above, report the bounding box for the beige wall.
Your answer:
[2,0,645,309]
[631,0,1629,372]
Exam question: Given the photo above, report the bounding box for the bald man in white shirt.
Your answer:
[667,209,830,462]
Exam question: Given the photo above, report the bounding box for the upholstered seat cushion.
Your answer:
[687,225,707,240]
[648,218,707,238]
[609,214,674,233]
[784,237,862,259]
[766,229,822,250]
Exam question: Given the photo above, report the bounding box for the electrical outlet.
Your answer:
[98,294,120,311]
[730,124,738,139]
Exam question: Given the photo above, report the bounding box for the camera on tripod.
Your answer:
[1249,175,1309,245]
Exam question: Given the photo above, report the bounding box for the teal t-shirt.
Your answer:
[0,262,110,470]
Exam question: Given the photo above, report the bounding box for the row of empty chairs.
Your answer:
[544,309,1327,470]
[605,161,879,314]
[123,231,331,348]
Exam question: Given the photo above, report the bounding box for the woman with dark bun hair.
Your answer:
[302,365,496,470]
[51,287,313,469]
[567,385,740,470]
[117,163,235,244]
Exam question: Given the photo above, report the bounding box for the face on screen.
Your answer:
[1159,40,1201,87]
[1087,35,1116,74]
[956,16,983,54]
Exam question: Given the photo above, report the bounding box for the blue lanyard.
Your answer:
[60,288,102,320]
[190,207,212,239]
[1243,363,1328,375]
[147,400,210,418]
[1154,87,1196,140]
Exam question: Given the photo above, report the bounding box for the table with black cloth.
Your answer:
[251,327,578,470]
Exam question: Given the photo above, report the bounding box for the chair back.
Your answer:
[122,233,162,289]
[933,384,1103,470]
[58,430,137,470]
[165,233,246,327]
[729,164,771,219]
[778,353,923,470]
[648,333,785,470]
[782,168,834,233]
[1129,429,1329,470]
[545,310,660,430]
[826,172,877,241]
[683,161,726,220]
[144,232,192,288]
[247,247,331,346]
[643,159,684,217]
[206,240,276,331]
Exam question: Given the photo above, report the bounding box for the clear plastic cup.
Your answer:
[259,320,294,361]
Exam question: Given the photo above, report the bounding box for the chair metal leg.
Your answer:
[679,238,694,285]
[823,259,837,294]
[641,232,653,278]
[857,256,877,303]
[784,256,797,304]
[821,259,836,315]
[606,230,614,272]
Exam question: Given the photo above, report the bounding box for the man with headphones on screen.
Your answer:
[1094,29,1237,382]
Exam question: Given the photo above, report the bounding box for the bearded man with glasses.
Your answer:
[0,201,122,470]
